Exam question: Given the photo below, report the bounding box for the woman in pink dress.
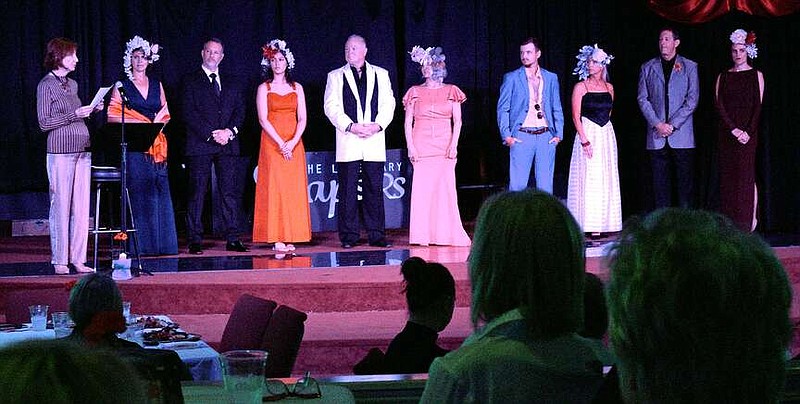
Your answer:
[402,46,470,246]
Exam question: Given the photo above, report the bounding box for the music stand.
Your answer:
[101,122,163,276]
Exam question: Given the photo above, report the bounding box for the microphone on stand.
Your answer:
[115,81,130,107]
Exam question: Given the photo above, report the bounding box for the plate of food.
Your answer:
[140,316,177,329]
[142,326,201,346]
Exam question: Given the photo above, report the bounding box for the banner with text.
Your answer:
[253,149,412,232]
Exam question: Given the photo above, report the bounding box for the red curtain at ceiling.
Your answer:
[647,0,800,23]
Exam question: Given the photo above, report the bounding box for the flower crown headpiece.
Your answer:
[408,46,446,66]
[730,29,758,59]
[123,35,160,81]
[572,44,613,81]
[261,39,295,70]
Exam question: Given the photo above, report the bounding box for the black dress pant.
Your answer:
[185,153,244,244]
[337,160,386,244]
[650,145,694,209]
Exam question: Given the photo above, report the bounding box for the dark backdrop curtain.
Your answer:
[3,0,799,233]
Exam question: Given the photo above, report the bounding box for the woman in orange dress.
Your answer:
[403,46,470,246]
[252,39,311,251]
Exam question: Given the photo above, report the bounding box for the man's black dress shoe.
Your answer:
[226,240,250,252]
[369,240,392,248]
[188,243,204,255]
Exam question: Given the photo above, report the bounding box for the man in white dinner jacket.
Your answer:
[324,34,396,249]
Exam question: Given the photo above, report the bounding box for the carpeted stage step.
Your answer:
[0,262,473,316]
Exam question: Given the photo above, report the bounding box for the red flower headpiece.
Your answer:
[745,31,757,45]
[730,29,758,59]
[260,39,295,70]
[262,45,279,60]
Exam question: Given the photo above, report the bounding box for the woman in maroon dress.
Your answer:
[715,29,764,232]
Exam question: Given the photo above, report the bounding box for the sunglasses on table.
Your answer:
[263,372,322,401]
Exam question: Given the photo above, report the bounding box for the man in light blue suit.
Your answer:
[638,28,699,209]
[497,37,564,193]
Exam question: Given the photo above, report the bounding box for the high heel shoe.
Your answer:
[273,242,292,253]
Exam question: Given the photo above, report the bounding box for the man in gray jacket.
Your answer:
[638,27,699,209]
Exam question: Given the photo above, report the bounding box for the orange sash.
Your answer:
[108,96,170,163]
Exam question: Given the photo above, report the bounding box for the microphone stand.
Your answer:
[118,89,152,276]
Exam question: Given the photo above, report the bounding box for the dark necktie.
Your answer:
[209,73,220,97]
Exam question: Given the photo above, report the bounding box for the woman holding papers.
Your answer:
[107,35,177,256]
[37,37,104,275]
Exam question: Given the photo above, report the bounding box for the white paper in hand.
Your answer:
[89,86,112,109]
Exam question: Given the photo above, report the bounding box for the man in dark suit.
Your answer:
[181,38,248,254]
[638,28,699,209]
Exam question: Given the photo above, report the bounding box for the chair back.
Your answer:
[118,347,191,404]
[262,304,307,377]
[219,294,277,353]
[4,288,70,323]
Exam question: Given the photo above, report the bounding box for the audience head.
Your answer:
[0,340,146,403]
[401,257,456,332]
[607,208,791,403]
[43,37,77,71]
[69,273,126,336]
[469,189,585,338]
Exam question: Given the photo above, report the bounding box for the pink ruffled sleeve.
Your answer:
[402,86,419,110]
[448,85,466,103]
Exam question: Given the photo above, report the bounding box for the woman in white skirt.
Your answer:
[567,44,622,237]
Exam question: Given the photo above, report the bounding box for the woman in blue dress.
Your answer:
[107,36,177,256]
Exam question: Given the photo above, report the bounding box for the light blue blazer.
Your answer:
[497,66,564,142]
[637,55,699,150]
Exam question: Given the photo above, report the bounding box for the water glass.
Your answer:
[28,304,49,331]
[221,350,268,404]
[52,311,72,338]
[122,301,131,322]
[120,315,144,346]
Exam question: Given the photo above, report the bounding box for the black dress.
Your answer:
[716,69,762,231]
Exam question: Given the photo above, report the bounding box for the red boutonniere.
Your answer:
[674,63,682,73]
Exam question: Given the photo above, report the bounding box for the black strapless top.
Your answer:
[581,92,612,127]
